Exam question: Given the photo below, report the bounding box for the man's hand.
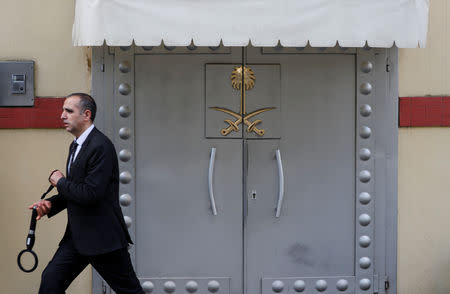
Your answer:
[49,170,65,187]
[28,200,52,220]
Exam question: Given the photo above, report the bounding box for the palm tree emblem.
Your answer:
[210,66,275,136]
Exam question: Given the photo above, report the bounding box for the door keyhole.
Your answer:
[251,190,257,199]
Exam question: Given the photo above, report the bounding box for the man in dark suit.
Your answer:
[29,93,144,294]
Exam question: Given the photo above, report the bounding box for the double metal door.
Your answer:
[101,46,387,294]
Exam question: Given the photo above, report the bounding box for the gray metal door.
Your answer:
[244,49,357,294]
[134,48,244,294]
[93,45,397,294]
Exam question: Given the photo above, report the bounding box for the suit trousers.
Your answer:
[39,238,144,294]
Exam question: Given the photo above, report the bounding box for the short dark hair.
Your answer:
[66,92,97,122]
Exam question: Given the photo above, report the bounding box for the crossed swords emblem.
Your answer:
[210,66,275,136]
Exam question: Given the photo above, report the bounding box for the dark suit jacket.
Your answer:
[47,127,132,256]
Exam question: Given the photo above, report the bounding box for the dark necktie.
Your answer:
[68,141,78,173]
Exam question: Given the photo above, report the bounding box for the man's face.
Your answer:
[61,96,89,137]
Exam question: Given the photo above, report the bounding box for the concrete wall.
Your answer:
[0,0,448,294]
[0,130,91,294]
[397,1,450,293]
[398,128,450,294]
[0,1,91,293]
[399,0,450,97]
[0,1,90,96]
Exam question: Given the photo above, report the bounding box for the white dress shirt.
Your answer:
[68,124,95,171]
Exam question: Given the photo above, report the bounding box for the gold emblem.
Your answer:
[231,66,255,91]
[211,66,275,136]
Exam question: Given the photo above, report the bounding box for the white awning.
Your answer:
[73,0,429,48]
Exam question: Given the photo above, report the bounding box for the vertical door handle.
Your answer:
[243,141,248,219]
[208,147,218,215]
[275,149,284,218]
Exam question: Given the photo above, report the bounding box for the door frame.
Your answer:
[91,45,398,294]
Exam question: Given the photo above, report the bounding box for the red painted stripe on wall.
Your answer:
[0,98,64,129]
[0,96,448,128]
[399,97,450,127]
